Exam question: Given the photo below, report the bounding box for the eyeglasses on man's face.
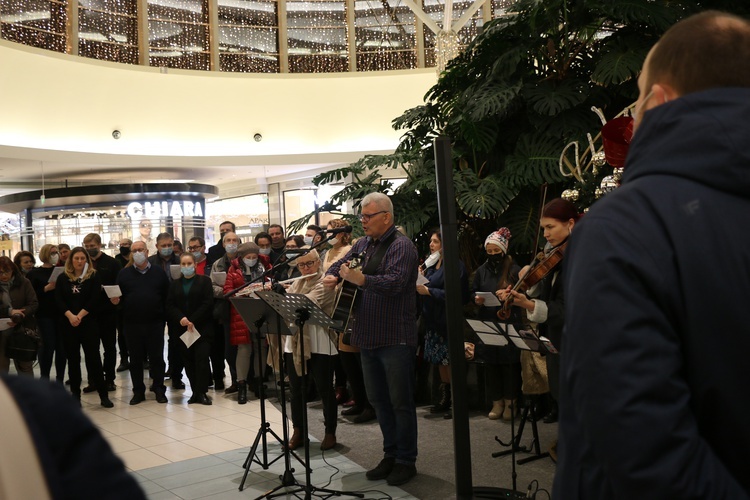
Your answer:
[358,210,387,223]
[297,260,317,269]
[140,223,152,228]
[187,245,203,251]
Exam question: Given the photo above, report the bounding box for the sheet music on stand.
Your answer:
[465,320,558,354]
[256,291,337,331]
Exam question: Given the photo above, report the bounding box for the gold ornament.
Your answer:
[561,189,579,202]
[612,167,624,183]
[600,175,618,194]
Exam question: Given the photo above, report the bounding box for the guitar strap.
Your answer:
[361,228,401,276]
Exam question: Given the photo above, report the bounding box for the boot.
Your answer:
[430,383,451,413]
[488,400,504,420]
[99,390,114,408]
[287,427,302,450]
[237,381,248,405]
[502,399,516,421]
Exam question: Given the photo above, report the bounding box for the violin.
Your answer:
[496,240,568,320]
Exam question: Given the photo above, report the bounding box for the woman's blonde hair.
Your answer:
[64,247,96,281]
[38,244,58,264]
[327,218,352,246]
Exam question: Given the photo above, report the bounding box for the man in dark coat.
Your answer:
[205,220,236,270]
[555,11,750,499]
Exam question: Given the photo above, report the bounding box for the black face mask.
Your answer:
[487,253,505,270]
[120,247,131,256]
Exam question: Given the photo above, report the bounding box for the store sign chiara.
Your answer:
[126,201,204,219]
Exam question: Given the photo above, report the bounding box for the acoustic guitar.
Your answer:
[331,252,362,334]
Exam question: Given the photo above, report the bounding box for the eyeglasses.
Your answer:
[140,223,152,228]
[187,246,203,251]
[297,261,317,269]
[0,269,11,275]
[358,210,387,223]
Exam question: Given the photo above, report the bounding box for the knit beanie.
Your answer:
[484,227,511,254]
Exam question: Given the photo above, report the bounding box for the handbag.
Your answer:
[5,326,40,362]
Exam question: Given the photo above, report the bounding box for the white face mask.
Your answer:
[133,251,147,266]
[329,237,340,246]
[225,243,238,254]
[243,258,258,268]
[303,236,314,246]
[49,254,59,266]
[424,251,440,268]
[259,247,271,256]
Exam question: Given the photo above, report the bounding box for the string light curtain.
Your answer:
[218,0,280,73]
[0,0,66,52]
[354,0,417,71]
[148,0,210,70]
[287,0,348,73]
[492,0,516,18]
[423,0,483,68]
[78,0,138,64]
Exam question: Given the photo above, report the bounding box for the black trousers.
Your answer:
[340,350,372,410]
[286,352,338,434]
[98,312,118,383]
[209,319,225,382]
[167,324,185,382]
[181,336,211,395]
[126,321,166,395]
[485,362,522,401]
[61,317,104,395]
[116,308,128,361]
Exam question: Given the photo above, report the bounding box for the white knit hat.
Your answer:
[484,227,511,254]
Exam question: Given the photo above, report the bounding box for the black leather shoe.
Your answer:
[100,395,114,408]
[341,405,363,416]
[187,394,198,404]
[366,457,395,480]
[172,380,186,390]
[214,379,225,390]
[106,382,116,392]
[386,463,417,486]
[116,361,130,372]
[197,393,212,405]
[155,392,168,404]
[82,385,96,393]
[353,408,376,424]
[224,383,238,394]
[543,407,558,424]
[130,393,145,405]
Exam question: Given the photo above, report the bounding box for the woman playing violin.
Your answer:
[497,198,579,428]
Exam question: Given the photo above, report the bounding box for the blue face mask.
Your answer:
[181,266,195,278]
[133,251,147,265]
[160,247,173,257]
[192,251,203,260]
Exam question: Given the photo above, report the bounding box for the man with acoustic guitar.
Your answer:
[323,192,420,487]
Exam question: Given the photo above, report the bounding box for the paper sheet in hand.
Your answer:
[416,273,429,286]
[103,285,122,298]
[181,327,201,348]
[0,318,13,330]
[212,272,227,286]
[48,267,64,283]
[475,291,501,307]
[170,265,182,280]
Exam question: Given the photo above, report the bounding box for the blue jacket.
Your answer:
[555,88,750,499]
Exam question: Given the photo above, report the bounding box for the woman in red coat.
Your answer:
[223,242,270,404]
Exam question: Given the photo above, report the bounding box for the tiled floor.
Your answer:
[79,368,415,500]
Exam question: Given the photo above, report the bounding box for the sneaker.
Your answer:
[366,457,395,481]
[386,463,417,486]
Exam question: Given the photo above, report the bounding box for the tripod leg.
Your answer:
[240,425,267,491]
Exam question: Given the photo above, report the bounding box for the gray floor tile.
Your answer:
[152,462,243,490]
[140,455,227,480]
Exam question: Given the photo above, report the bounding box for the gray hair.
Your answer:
[361,192,393,214]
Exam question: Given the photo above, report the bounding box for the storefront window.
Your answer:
[283,185,344,233]
[205,193,269,247]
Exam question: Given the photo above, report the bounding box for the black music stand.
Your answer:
[466,319,552,498]
[230,296,307,494]
[256,290,364,500]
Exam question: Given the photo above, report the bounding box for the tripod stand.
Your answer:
[257,291,363,500]
[230,297,306,494]
[467,319,550,499]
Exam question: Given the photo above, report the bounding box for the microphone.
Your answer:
[318,226,353,235]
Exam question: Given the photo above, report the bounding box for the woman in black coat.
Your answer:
[0,256,38,376]
[166,253,214,405]
[55,247,112,408]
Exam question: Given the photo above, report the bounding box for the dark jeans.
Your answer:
[61,317,104,395]
[340,350,371,409]
[37,316,66,382]
[286,352,338,434]
[167,324,185,382]
[98,312,117,383]
[181,336,211,395]
[126,321,166,395]
[361,345,418,464]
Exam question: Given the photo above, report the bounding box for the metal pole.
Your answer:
[433,136,473,499]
